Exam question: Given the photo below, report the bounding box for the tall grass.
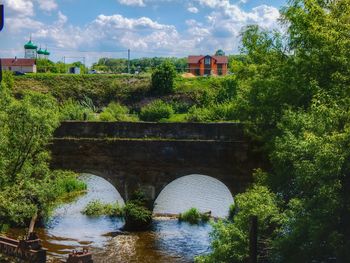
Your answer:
[179,208,210,224]
[99,102,138,121]
[82,200,124,217]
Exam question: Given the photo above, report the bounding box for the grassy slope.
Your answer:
[13,74,151,107]
[13,74,213,109]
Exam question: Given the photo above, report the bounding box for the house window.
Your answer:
[205,57,211,65]
[218,64,223,75]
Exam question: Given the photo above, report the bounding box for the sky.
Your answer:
[0,0,286,65]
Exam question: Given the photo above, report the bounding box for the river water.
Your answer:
[7,174,234,262]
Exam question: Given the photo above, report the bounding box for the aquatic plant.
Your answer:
[179,208,210,225]
[123,190,152,231]
[123,202,152,230]
[82,200,123,217]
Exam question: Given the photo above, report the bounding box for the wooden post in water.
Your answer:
[249,215,258,263]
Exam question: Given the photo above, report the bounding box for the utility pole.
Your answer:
[128,49,130,74]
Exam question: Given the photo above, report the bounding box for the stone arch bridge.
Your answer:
[50,122,263,204]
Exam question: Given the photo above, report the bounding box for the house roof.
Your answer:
[188,55,205,64]
[188,55,228,64]
[1,58,36,67]
[212,56,228,64]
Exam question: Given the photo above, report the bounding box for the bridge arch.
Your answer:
[65,169,127,203]
[153,174,234,218]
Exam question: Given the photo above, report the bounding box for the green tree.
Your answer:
[196,185,282,263]
[0,74,85,227]
[151,61,177,95]
[200,0,350,262]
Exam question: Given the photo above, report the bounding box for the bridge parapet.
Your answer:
[54,121,245,142]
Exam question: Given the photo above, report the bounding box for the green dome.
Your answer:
[37,48,45,55]
[24,40,37,50]
[215,49,225,56]
[43,49,50,56]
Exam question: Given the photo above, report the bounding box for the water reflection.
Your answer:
[45,173,125,252]
[7,174,215,262]
[154,174,234,218]
[92,219,211,263]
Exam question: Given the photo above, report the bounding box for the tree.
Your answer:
[200,0,350,262]
[151,60,177,95]
[196,185,282,263]
[0,73,85,228]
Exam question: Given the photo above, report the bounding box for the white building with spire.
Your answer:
[24,38,38,59]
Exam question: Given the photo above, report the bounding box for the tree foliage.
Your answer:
[0,73,86,228]
[151,61,177,95]
[200,0,350,262]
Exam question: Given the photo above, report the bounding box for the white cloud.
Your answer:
[6,17,43,32]
[94,14,175,31]
[57,11,68,25]
[118,0,145,7]
[35,0,58,12]
[4,0,34,17]
[187,6,199,14]
[0,0,281,64]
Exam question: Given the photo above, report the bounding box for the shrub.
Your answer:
[186,106,212,122]
[195,185,283,263]
[151,61,177,95]
[139,100,174,122]
[123,201,152,230]
[99,102,138,121]
[82,200,123,217]
[186,102,237,122]
[179,208,210,225]
[52,171,87,195]
[123,189,152,231]
[228,203,236,220]
[59,98,96,121]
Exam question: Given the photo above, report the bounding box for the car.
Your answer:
[14,71,26,75]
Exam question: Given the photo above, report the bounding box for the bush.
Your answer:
[52,171,87,195]
[59,98,96,121]
[139,100,174,122]
[195,185,283,263]
[123,202,152,230]
[186,102,237,122]
[82,200,123,217]
[123,189,152,231]
[151,61,177,95]
[99,102,138,121]
[179,208,210,225]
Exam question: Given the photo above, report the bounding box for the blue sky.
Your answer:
[0,0,286,65]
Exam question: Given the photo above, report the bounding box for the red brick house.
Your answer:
[188,54,228,76]
[0,58,37,73]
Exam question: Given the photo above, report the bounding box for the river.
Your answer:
[7,174,234,262]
